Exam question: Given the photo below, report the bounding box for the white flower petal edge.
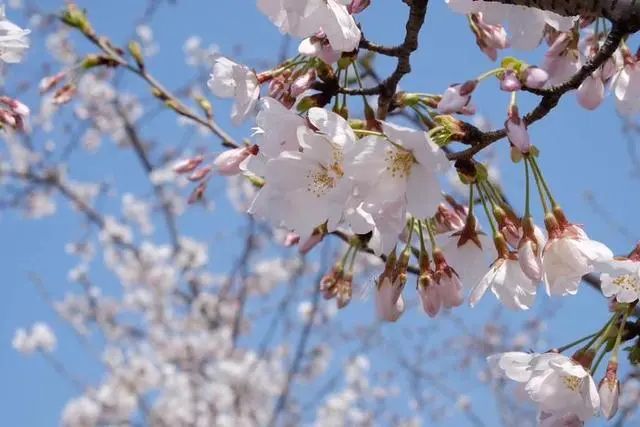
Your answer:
[488,352,599,422]
[207,55,260,125]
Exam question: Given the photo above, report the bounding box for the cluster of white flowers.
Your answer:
[249,106,448,250]
[12,322,56,354]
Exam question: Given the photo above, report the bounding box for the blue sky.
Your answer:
[0,1,638,425]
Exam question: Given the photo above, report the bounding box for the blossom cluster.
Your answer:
[7,0,640,426]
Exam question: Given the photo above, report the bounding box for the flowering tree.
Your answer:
[5,0,640,425]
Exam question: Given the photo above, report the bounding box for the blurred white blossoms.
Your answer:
[207,55,260,125]
[0,5,30,64]
[488,352,600,422]
[12,322,56,354]
[257,0,361,52]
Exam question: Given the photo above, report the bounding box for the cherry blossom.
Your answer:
[543,223,613,296]
[597,259,640,303]
[437,80,477,114]
[470,253,537,310]
[299,32,341,64]
[0,5,30,64]
[345,121,449,219]
[257,0,361,52]
[376,276,405,322]
[250,108,354,238]
[253,97,305,158]
[612,59,640,116]
[488,352,599,422]
[446,0,576,50]
[207,54,260,125]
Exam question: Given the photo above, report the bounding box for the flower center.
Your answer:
[384,147,414,179]
[306,151,344,198]
[612,274,640,293]
[561,375,583,392]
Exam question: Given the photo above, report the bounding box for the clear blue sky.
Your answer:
[0,1,637,425]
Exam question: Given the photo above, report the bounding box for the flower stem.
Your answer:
[509,90,517,109]
[591,346,608,374]
[425,218,438,252]
[592,313,621,350]
[527,156,550,214]
[476,67,504,81]
[404,217,416,255]
[352,62,371,108]
[417,219,427,251]
[477,183,498,236]
[530,156,558,208]
[555,333,598,353]
[333,69,342,110]
[611,304,635,363]
[524,158,531,217]
[352,128,384,137]
[342,68,349,109]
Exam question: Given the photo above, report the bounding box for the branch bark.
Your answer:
[376,0,429,119]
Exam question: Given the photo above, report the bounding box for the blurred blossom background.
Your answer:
[0,1,639,426]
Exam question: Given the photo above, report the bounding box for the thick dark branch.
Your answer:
[359,36,404,57]
[376,0,429,119]
[485,0,640,31]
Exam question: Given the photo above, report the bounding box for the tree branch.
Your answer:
[376,0,430,119]
[447,24,625,161]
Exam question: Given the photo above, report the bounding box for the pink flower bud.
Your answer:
[284,232,300,247]
[470,13,508,61]
[522,66,549,89]
[517,238,543,282]
[375,277,405,322]
[601,54,621,82]
[433,251,464,309]
[39,72,66,94]
[505,106,531,154]
[434,204,465,233]
[437,80,477,114]
[500,70,521,92]
[0,96,29,117]
[577,74,605,110]
[348,0,370,14]
[418,278,441,318]
[0,110,17,128]
[53,84,77,105]
[173,155,204,173]
[599,361,619,420]
[299,32,341,65]
[213,145,258,176]
[188,165,212,182]
[299,231,324,254]
[290,69,316,98]
[268,77,287,99]
[546,33,571,58]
